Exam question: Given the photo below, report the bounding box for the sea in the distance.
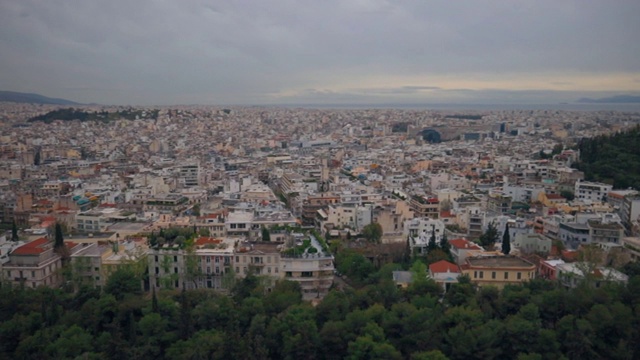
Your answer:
[276,103,640,112]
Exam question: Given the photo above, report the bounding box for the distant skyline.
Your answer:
[1,1,639,106]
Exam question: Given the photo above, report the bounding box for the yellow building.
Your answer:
[461,255,536,289]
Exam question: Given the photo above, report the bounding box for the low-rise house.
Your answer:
[392,271,413,288]
[513,233,552,255]
[449,238,484,265]
[428,260,460,292]
[460,255,536,289]
[556,262,629,288]
[538,259,565,280]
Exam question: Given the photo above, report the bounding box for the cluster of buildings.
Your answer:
[1,102,639,296]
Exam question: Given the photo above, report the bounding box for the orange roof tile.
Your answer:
[11,237,50,255]
[449,238,482,250]
[429,260,460,274]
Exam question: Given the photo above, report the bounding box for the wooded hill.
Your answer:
[574,125,640,190]
[28,108,159,124]
[1,257,639,360]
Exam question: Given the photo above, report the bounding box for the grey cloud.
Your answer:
[0,0,639,105]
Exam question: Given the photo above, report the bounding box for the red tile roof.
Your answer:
[449,238,482,250]
[440,210,455,218]
[429,260,460,274]
[11,237,50,255]
[195,237,222,246]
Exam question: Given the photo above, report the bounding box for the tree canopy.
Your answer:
[1,240,640,360]
[574,125,640,190]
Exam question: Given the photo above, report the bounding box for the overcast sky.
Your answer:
[1,0,639,105]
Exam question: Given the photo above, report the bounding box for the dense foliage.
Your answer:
[28,108,159,123]
[1,263,639,360]
[574,125,640,190]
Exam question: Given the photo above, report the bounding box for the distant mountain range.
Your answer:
[0,91,80,105]
[577,95,640,104]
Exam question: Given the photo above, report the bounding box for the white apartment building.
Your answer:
[574,180,612,203]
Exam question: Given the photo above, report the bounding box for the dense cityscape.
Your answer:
[2,0,640,358]
[1,100,640,358]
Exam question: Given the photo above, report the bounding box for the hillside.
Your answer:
[0,90,79,105]
[574,125,640,190]
[28,108,159,123]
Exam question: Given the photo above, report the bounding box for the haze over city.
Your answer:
[1,0,640,106]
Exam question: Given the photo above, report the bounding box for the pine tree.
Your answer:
[479,221,499,249]
[440,231,450,254]
[502,222,511,255]
[11,220,19,241]
[427,226,438,252]
[54,223,64,249]
[34,150,41,166]
[179,285,192,340]
[151,286,159,313]
[261,226,271,242]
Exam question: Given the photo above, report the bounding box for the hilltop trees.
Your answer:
[575,125,640,190]
[0,261,638,359]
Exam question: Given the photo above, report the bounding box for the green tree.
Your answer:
[362,222,383,243]
[262,226,271,242]
[151,287,158,313]
[478,221,499,249]
[33,149,41,166]
[502,222,511,255]
[560,190,575,201]
[54,223,64,249]
[428,226,438,252]
[439,231,450,254]
[104,267,141,300]
[192,203,200,217]
[11,220,18,241]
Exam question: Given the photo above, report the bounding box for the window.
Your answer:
[285,271,292,277]
[215,257,219,263]
[207,267,211,274]
[517,272,522,280]
[174,256,178,262]
[31,271,35,278]
[474,271,477,278]
[479,271,484,279]
[491,272,496,279]
[206,256,211,263]
[155,267,159,274]
[236,267,239,273]
[174,267,178,274]
[154,255,158,262]
[236,256,239,263]
[504,272,509,279]
[275,267,279,273]
[301,271,313,278]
